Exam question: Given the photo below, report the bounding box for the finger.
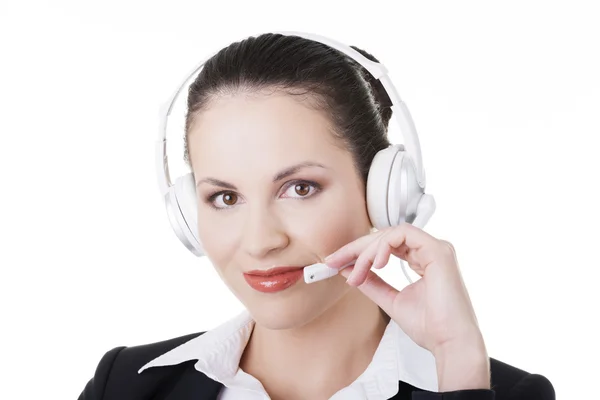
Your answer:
[328,223,435,269]
[382,223,442,269]
[346,236,385,286]
[347,238,393,286]
[349,224,440,285]
[373,241,426,279]
[387,222,438,250]
[325,229,386,268]
[372,239,393,269]
[343,268,400,317]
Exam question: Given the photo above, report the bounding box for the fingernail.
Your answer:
[371,255,379,269]
[339,268,351,279]
[324,253,334,262]
[340,268,355,285]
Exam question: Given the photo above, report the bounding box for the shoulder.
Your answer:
[489,357,555,399]
[78,331,206,400]
[410,357,555,400]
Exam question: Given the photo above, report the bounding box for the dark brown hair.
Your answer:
[183,33,393,186]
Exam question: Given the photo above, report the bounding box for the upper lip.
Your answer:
[244,266,305,276]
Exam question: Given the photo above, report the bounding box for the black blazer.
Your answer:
[78,331,555,400]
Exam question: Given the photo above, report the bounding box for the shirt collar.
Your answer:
[138,309,438,395]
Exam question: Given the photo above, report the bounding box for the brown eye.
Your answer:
[222,192,237,205]
[281,181,321,199]
[207,191,241,210]
[295,183,310,196]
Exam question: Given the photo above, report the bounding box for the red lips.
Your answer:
[245,266,304,276]
[243,266,305,293]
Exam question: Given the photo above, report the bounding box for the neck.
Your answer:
[239,288,390,399]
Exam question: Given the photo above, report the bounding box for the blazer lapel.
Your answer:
[163,361,224,400]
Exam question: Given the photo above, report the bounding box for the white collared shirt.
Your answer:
[138,309,439,399]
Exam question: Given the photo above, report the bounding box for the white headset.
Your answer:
[156,31,436,284]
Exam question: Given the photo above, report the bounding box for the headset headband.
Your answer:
[156,31,426,197]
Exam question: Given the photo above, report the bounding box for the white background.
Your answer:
[1,1,598,398]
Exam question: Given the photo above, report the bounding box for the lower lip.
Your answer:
[243,270,304,293]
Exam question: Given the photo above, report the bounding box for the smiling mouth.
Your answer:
[243,266,306,293]
[244,266,305,276]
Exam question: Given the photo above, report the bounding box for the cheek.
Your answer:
[196,210,240,268]
[290,190,371,257]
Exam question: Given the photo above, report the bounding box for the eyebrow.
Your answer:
[195,161,327,190]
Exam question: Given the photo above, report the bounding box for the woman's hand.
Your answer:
[324,222,491,391]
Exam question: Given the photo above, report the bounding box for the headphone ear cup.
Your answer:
[167,173,204,256]
[367,144,425,229]
[367,145,401,229]
[387,150,425,226]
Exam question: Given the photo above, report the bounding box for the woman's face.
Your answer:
[187,91,373,329]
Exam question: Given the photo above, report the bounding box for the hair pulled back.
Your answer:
[183,33,393,186]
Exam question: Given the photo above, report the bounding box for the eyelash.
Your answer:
[205,180,322,211]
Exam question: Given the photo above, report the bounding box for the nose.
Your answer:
[241,206,290,259]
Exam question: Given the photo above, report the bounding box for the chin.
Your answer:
[238,280,350,330]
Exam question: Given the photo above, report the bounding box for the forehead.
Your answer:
[187,92,343,170]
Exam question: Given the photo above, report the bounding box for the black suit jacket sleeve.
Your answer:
[410,368,555,400]
[78,346,125,400]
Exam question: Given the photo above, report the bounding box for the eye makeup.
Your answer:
[203,179,323,210]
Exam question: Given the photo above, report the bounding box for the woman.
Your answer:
[78,32,555,399]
